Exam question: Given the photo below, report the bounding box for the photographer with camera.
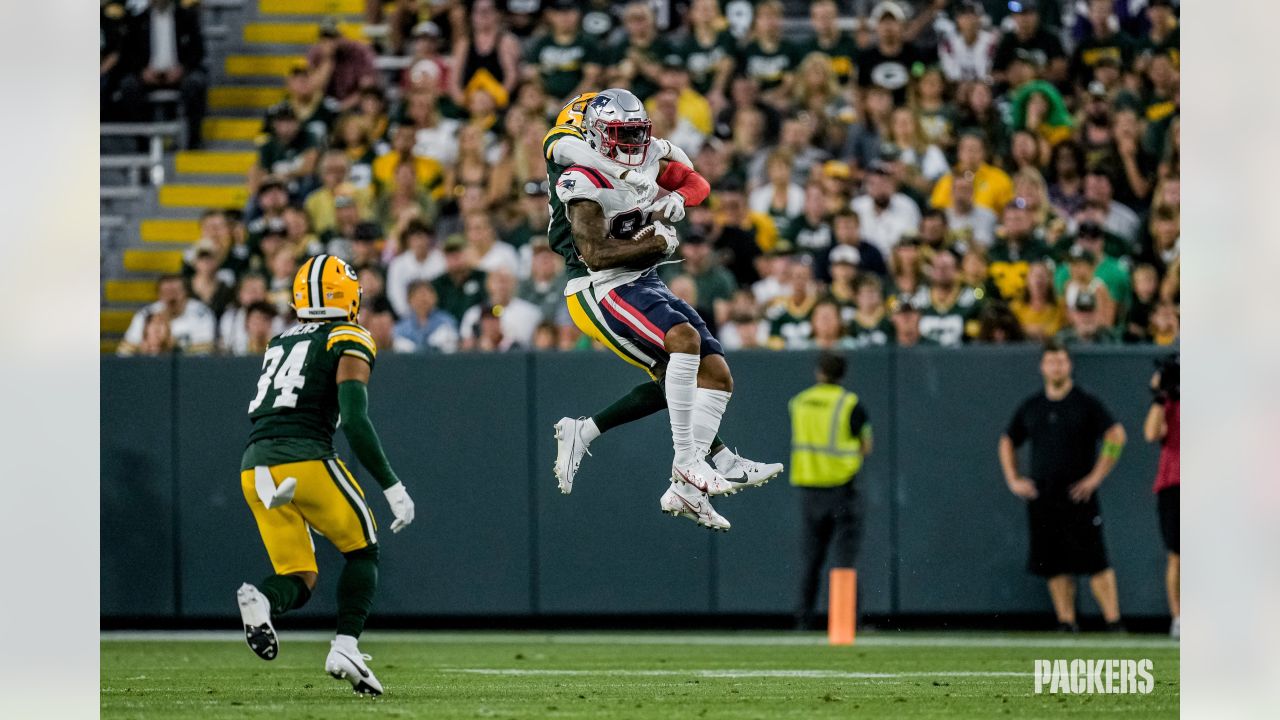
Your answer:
[1144,353,1180,639]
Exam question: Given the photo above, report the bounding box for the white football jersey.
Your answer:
[554,147,666,294]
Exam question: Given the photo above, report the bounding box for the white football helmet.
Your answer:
[582,88,652,167]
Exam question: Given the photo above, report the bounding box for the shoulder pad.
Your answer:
[555,165,611,204]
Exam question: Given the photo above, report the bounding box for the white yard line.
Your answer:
[439,668,1034,679]
[101,630,1179,650]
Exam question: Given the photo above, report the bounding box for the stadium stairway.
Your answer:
[101,0,372,352]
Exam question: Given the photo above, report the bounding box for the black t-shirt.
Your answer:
[857,43,936,105]
[1005,386,1115,495]
[992,28,1066,73]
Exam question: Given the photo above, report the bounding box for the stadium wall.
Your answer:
[101,347,1170,622]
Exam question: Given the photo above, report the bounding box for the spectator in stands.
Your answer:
[117,0,207,149]
[602,1,670,103]
[1123,263,1159,343]
[250,106,319,199]
[1143,351,1180,639]
[999,340,1126,632]
[432,234,488,321]
[858,1,936,106]
[394,280,459,353]
[307,154,374,233]
[1138,0,1180,64]
[790,54,854,152]
[463,212,519,277]
[987,198,1051,302]
[765,261,819,350]
[1149,300,1179,347]
[1139,203,1180,280]
[889,296,929,348]
[309,18,378,111]
[373,123,445,193]
[219,273,282,356]
[100,2,130,118]
[646,63,712,156]
[993,0,1067,86]
[750,150,806,231]
[953,80,1004,160]
[1111,108,1154,207]
[403,22,450,95]
[917,248,979,347]
[319,188,365,260]
[1056,291,1119,345]
[660,232,737,327]
[236,302,279,357]
[523,0,599,103]
[718,290,765,351]
[886,239,925,300]
[346,222,385,274]
[500,181,551,253]
[1010,261,1064,341]
[677,0,736,111]
[943,172,997,248]
[266,250,299,317]
[379,162,440,240]
[826,208,888,283]
[840,85,893,170]
[937,1,997,83]
[119,275,216,356]
[916,208,951,252]
[385,219,443,318]
[1054,222,1129,317]
[886,107,950,196]
[188,239,235,319]
[849,275,893,349]
[532,323,558,352]
[281,206,322,260]
[460,268,540,350]
[358,266,387,308]
[853,161,922,256]
[363,297,417,354]
[247,176,291,244]
[736,0,798,110]
[118,310,174,357]
[1083,166,1141,244]
[803,299,854,350]
[930,132,1014,214]
[784,185,835,275]
[331,113,378,189]
[751,245,793,307]
[800,0,858,88]
[278,62,339,144]
[1070,0,1136,90]
[974,301,1025,344]
[1047,140,1087,218]
[448,0,521,109]
[517,237,568,325]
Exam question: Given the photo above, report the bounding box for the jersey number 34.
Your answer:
[248,341,310,413]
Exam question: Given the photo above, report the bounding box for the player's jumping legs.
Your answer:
[665,323,702,472]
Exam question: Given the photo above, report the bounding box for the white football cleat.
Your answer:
[236,583,278,661]
[674,459,736,496]
[715,451,784,490]
[553,417,593,495]
[660,478,730,531]
[325,639,384,696]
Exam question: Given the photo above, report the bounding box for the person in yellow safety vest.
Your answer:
[788,352,873,630]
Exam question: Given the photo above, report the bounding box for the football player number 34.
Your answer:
[248,340,310,412]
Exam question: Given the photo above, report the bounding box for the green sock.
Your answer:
[260,574,311,616]
[592,381,667,433]
[335,544,379,638]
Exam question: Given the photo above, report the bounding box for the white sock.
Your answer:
[665,353,701,467]
[692,388,732,458]
[711,445,736,471]
[333,634,359,652]
[580,418,601,443]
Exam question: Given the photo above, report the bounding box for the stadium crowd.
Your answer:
[112,0,1180,357]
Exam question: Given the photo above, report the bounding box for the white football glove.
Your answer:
[619,169,656,202]
[652,221,680,255]
[383,483,415,533]
[645,192,687,223]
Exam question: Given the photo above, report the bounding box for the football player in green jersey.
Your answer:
[543,93,783,501]
[236,254,415,696]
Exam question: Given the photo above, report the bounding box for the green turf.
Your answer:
[101,631,1178,719]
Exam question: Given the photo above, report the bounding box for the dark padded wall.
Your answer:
[101,347,1173,621]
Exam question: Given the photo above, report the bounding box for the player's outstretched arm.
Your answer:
[568,200,671,270]
[336,355,415,533]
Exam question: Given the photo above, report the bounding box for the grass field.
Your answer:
[101,631,1179,718]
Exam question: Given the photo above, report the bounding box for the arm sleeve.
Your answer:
[849,403,870,437]
[338,380,400,491]
[657,160,710,206]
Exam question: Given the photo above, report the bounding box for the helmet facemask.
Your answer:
[595,119,652,166]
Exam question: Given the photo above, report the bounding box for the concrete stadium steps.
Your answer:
[225,54,307,78]
[175,150,257,175]
[158,183,250,208]
[105,280,160,304]
[203,116,263,142]
[259,0,363,15]
[140,218,202,243]
[123,249,185,274]
[210,85,284,110]
[243,21,364,44]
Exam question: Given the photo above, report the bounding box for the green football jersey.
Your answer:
[917,287,980,347]
[525,33,592,101]
[542,123,591,283]
[246,320,377,451]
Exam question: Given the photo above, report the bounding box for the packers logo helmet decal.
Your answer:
[555,91,599,128]
[292,254,362,321]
